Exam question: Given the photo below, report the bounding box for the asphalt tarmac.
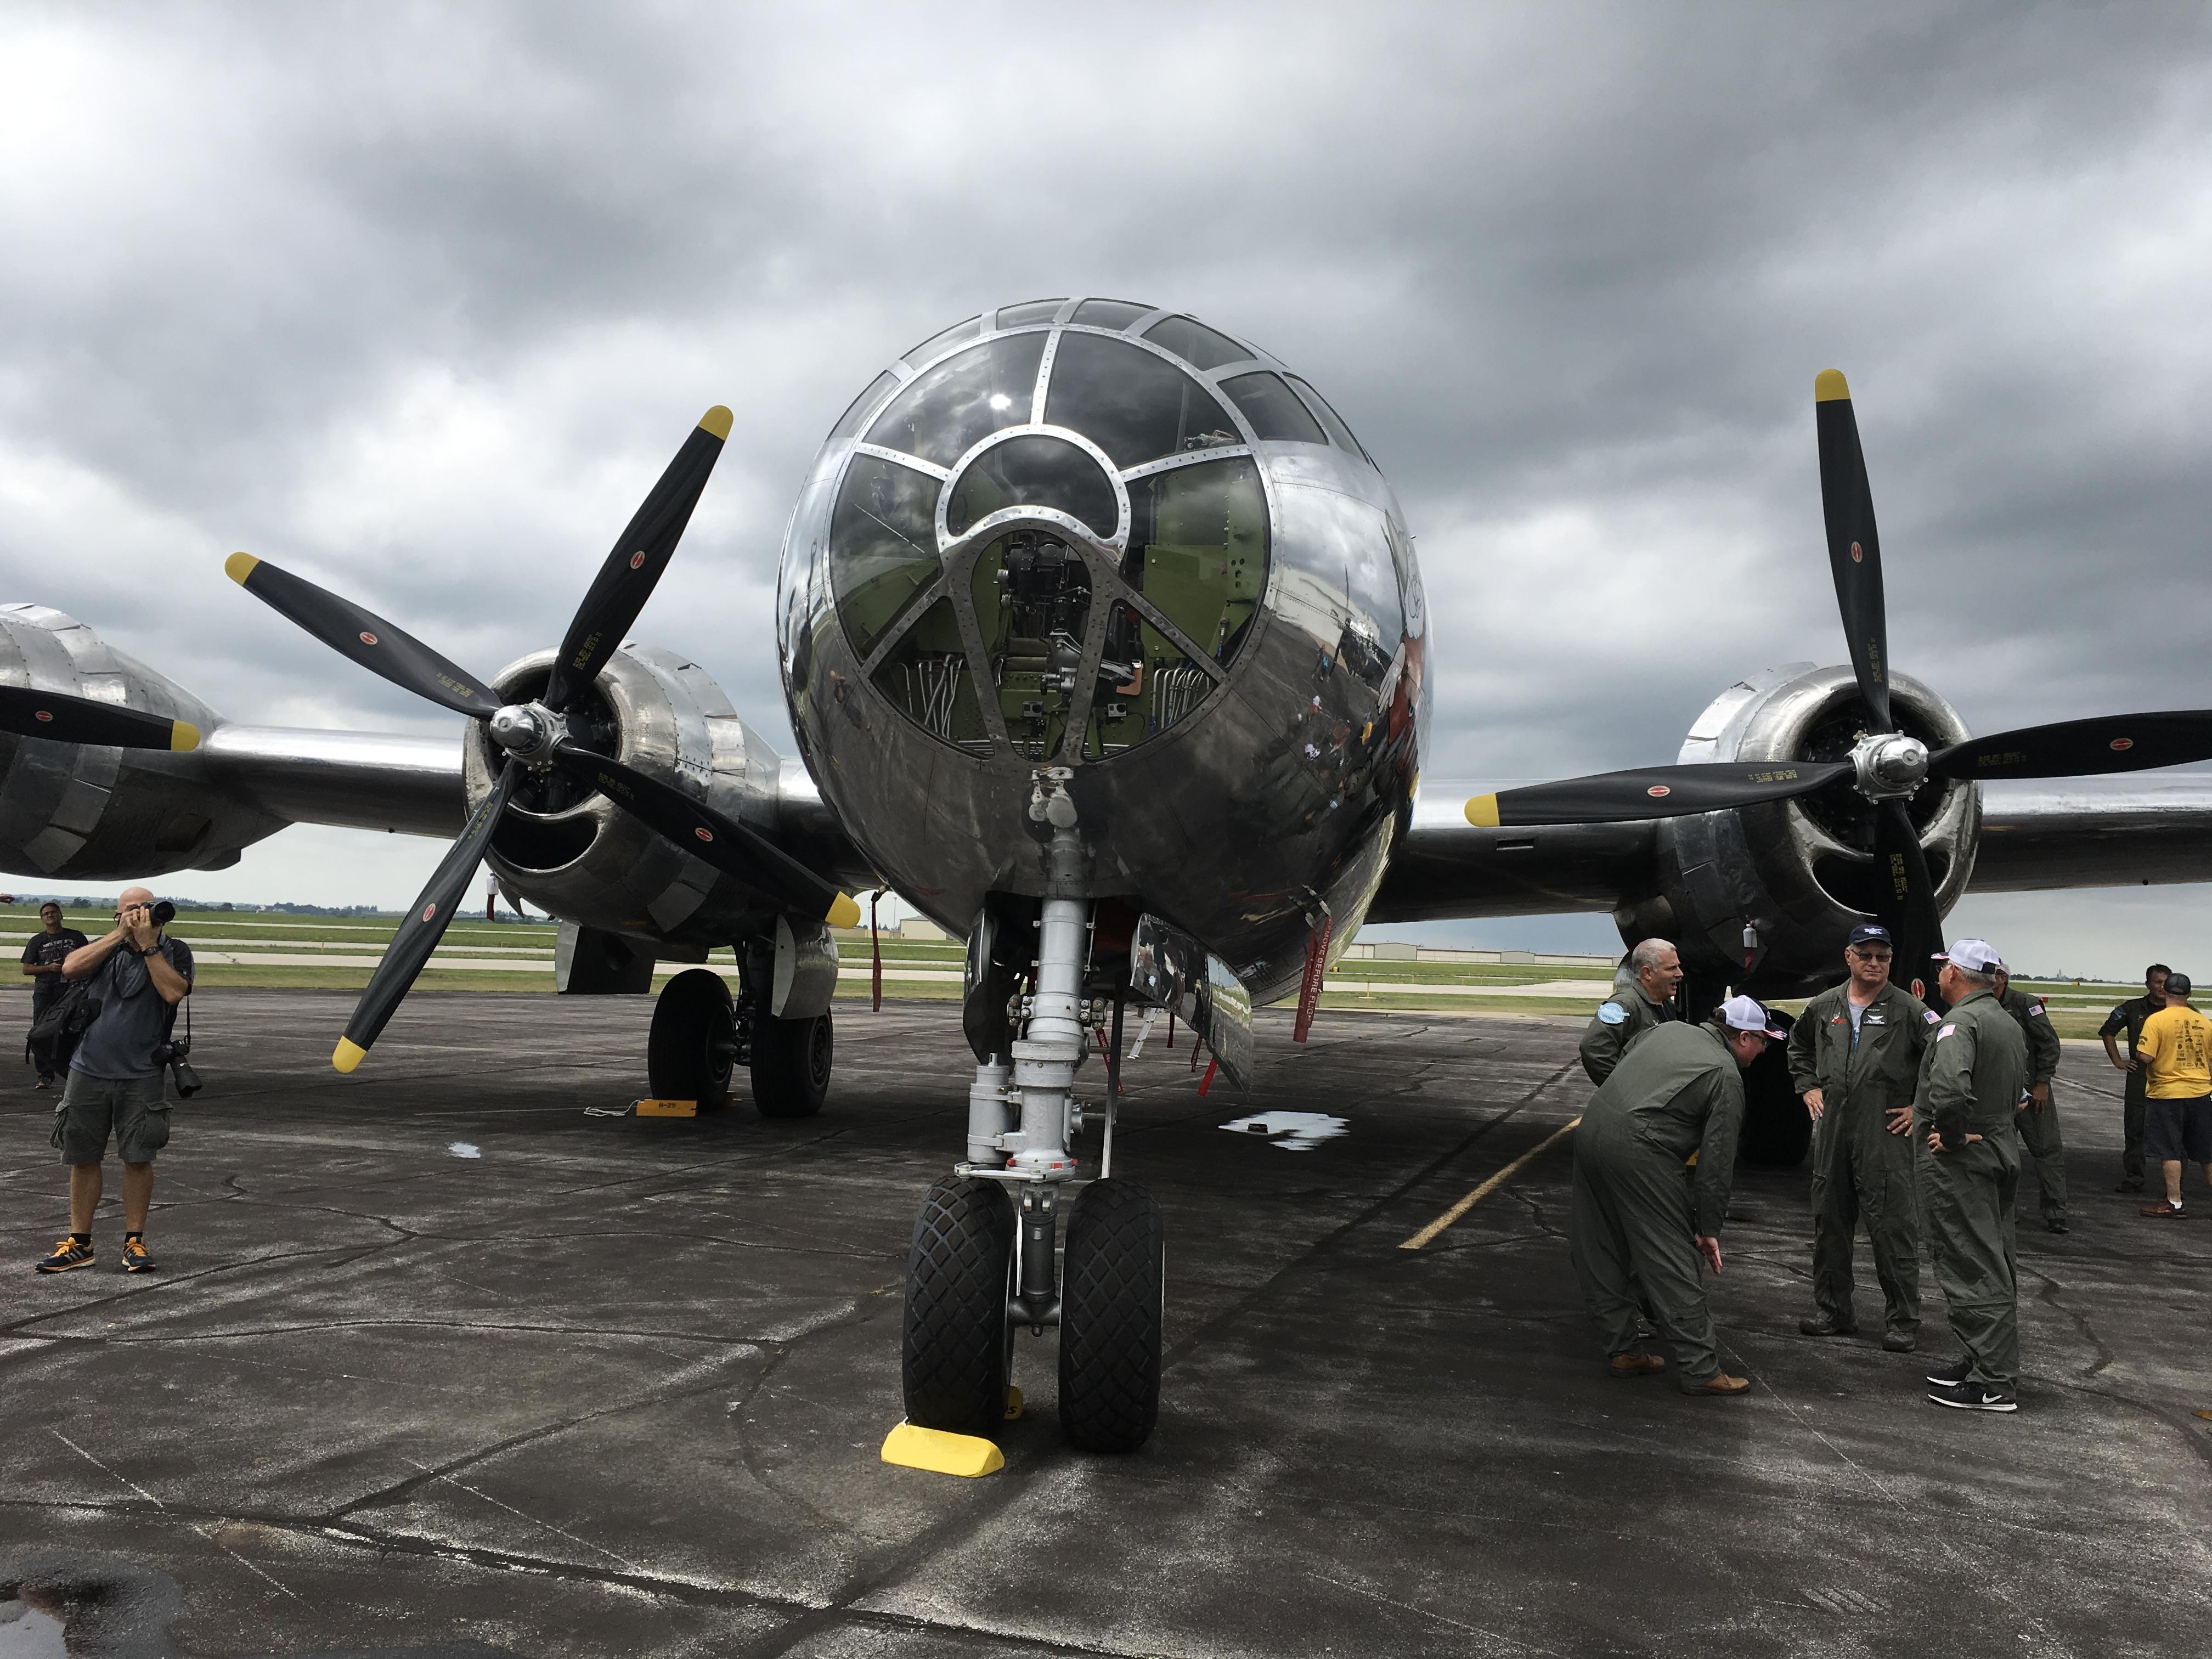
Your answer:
[2,991,2206,1657]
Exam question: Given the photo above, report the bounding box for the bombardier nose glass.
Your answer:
[829,307,1288,761]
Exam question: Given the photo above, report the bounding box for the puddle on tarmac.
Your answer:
[0,1600,69,1658]
[1218,1110,1350,1152]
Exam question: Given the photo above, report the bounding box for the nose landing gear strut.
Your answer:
[896,818,1165,1454]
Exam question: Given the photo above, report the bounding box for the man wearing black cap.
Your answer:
[2098,965,2170,1193]
[1788,923,1933,1350]
[1918,940,2032,1412]
[1993,966,2067,1233]
[1569,994,1782,1397]
[2130,972,2212,1218]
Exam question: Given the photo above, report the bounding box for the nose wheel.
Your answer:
[901,1176,1017,1437]
[1057,1178,1164,1452]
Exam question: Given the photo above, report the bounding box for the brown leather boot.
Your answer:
[1607,1352,1666,1377]
[1684,1372,1750,1396]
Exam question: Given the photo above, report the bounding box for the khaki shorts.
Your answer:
[53,1071,171,1165]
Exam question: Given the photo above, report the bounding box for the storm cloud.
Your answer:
[3,2,2207,975]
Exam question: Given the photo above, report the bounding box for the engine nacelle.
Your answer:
[0,604,282,879]
[463,643,803,958]
[1613,662,1979,998]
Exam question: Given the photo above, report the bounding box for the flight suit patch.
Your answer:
[1596,1002,1628,1025]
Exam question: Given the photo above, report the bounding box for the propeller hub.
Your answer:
[1851,731,1929,798]
[488,701,563,763]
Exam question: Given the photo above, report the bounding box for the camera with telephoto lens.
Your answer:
[150,900,176,927]
[152,1032,201,1098]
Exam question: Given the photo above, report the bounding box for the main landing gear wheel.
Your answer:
[751,1009,832,1119]
[1737,1006,1809,1167]
[1058,1178,1165,1453]
[901,1175,1015,1437]
[648,968,736,1111]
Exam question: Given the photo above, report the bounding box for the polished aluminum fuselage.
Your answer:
[778,303,1430,1003]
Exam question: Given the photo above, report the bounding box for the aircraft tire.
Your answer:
[1057,1178,1164,1454]
[751,1010,832,1119]
[1736,1006,1810,1166]
[647,968,735,1111]
[901,1176,1015,1437]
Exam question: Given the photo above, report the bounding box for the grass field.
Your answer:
[0,903,2135,1032]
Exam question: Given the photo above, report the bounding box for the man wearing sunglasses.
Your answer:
[1788,923,1934,1352]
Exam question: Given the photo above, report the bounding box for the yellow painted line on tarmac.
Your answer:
[1398,1115,1581,1251]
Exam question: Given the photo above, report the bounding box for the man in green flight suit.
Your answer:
[1994,966,2067,1234]
[1788,923,1932,1351]
[1918,939,2032,1413]
[1578,936,1683,1085]
[1570,994,1784,1396]
[2098,964,2169,1193]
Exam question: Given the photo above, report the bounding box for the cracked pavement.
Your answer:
[2,991,2207,1656]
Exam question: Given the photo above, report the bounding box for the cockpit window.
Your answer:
[1070,298,1153,330]
[946,435,1119,539]
[996,298,1066,328]
[829,455,942,658]
[1284,374,1369,460]
[1122,457,1268,666]
[1221,371,1329,444]
[822,370,900,452]
[1043,333,1238,469]
[866,332,1049,467]
[902,315,980,368]
[1141,314,1253,372]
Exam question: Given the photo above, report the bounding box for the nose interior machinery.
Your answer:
[785,300,1423,1455]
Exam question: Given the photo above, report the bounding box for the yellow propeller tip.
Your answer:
[1464,794,1502,829]
[332,1038,367,1074]
[827,893,862,930]
[170,720,200,753]
[698,405,735,440]
[1814,369,1852,403]
[224,551,259,585]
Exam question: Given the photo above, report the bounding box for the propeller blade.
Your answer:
[0,686,199,751]
[543,407,734,713]
[1931,710,2212,781]
[225,552,502,720]
[332,761,519,1073]
[546,740,861,928]
[1815,370,1894,733]
[1464,759,1853,828]
[1872,799,1945,1005]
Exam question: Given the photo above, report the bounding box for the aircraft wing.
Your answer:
[1362,770,2212,942]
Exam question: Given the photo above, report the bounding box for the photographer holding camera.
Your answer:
[35,886,194,1275]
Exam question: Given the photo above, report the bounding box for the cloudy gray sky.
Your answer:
[3,2,2208,977]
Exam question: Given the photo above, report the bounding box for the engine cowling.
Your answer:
[1613,662,1978,998]
[0,604,280,879]
[462,643,806,957]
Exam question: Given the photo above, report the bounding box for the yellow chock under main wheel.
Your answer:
[881,1422,1003,1477]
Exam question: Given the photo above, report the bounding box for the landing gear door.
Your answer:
[771,915,840,1019]
[1129,913,1254,1088]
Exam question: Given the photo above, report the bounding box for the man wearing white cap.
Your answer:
[1568,994,1782,1397]
[1916,940,2032,1412]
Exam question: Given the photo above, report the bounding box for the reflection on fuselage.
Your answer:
[778,300,1429,1003]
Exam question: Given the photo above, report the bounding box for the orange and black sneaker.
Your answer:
[121,1236,156,1274]
[35,1237,94,1274]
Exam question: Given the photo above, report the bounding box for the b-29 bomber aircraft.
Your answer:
[5,301,2210,1453]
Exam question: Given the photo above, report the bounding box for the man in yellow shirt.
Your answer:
[2133,972,2212,1218]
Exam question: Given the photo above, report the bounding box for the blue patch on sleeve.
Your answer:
[1596,1002,1628,1025]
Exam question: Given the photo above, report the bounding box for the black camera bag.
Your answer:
[28,982,100,1045]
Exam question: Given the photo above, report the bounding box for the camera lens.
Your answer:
[151,900,176,926]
